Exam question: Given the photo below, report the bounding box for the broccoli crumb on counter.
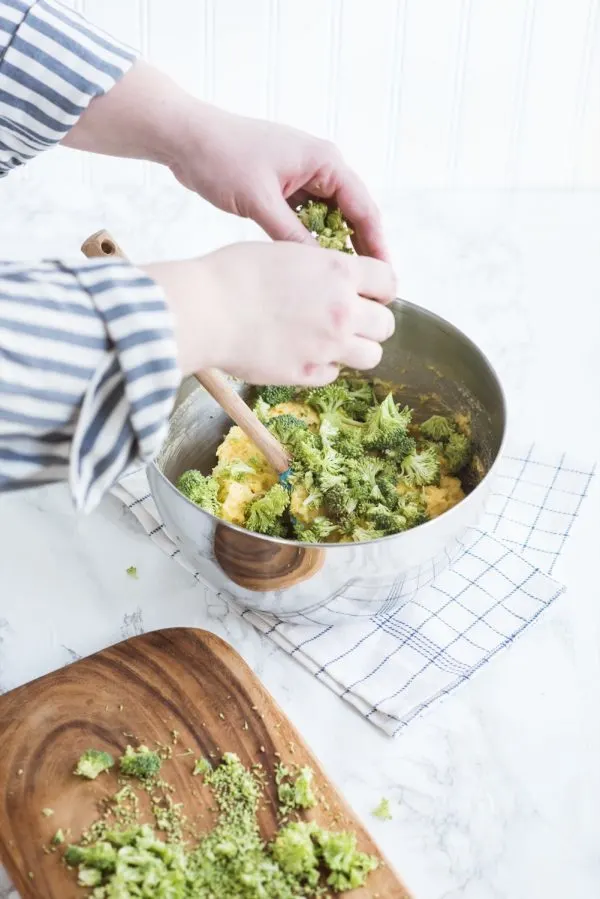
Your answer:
[372,798,393,821]
[74,749,115,780]
[119,745,162,780]
[57,743,379,898]
[125,565,138,579]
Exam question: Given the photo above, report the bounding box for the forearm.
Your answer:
[61,59,203,167]
[0,258,180,511]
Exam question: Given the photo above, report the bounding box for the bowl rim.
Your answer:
[149,297,508,551]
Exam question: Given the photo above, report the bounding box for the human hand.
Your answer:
[142,241,396,385]
[170,104,390,262]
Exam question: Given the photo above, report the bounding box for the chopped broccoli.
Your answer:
[255,385,296,406]
[193,757,212,777]
[305,384,364,437]
[333,428,365,460]
[267,413,308,448]
[125,565,138,579]
[443,431,472,474]
[176,469,220,515]
[119,745,162,780]
[372,797,393,820]
[74,749,114,780]
[350,524,386,543]
[295,516,338,543]
[51,829,65,845]
[276,764,318,814]
[337,378,374,418]
[297,201,354,252]
[271,821,320,886]
[401,445,441,486]
[313,828,378,891]
[362,393,413,452]
[366,504,408,535]
[245,483,290,536]
[420,414,456,442]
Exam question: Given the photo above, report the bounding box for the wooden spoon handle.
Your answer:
[80,230,291,475]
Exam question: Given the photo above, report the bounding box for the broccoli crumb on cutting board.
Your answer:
[48,742,380,897]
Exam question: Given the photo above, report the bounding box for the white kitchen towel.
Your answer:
[111,445,595,737]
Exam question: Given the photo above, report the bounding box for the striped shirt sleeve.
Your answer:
[0,0,137,175]
[0,258,181,511]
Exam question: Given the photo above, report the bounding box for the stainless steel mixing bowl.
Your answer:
[148,299,506,626]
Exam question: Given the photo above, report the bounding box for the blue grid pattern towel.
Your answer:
[112,446,595,737]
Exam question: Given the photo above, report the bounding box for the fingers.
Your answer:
[352,297,396,342]
[345,254,397,304]
[253,191,317,246]
[339,337,383,372]
[306,163,391,262]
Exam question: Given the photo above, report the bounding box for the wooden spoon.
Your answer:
[80,230,291,476]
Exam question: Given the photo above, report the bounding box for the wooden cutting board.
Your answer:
[0,628,412,898]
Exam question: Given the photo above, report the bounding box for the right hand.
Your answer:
[143,241,396,386]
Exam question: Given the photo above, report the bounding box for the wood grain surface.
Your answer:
[0,628,412,899]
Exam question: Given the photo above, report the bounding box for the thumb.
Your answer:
[253,193,317,246]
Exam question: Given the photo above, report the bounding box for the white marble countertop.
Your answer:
[1,189,600,899]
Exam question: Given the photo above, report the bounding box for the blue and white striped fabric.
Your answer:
[0,0,136,174]
[113,445,596,736]
[0,1,181,510]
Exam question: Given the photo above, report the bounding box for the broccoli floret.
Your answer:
[333,428,365,460]
[322,482,357,525]
[294,516,338,543]
[276,764,317,812]
[296,202,354,253]
[443,432,472,474]
[399,495,429,528]
[350,524,386,543]
[193,757,212,777]
[372,797,393,821]
[74,749,114,780]
[337,378,374,418]
[346,457,388,505]
[376,476,400,510]
[401,446,441,486]
[119,745,162,780]
[267,413,308,448]
[365,504,408,535]
[271,821,320,886]
[176,469,220,515]
[362,393,412,451]
[305,384,364,437]
[245,484,290,536]
[420,414,456,442]
[65,842,116,872]
[297,199,328,233]
[255,385,296,406]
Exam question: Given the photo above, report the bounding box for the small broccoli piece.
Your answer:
[372,797,393,820]
[322,482,358,526]
[176,469,220,515]
[119,745,162,780]
[65,842,117,872]
[350,524,386,543]
[420,414,456,442]
[337,378,374,418]
[52,829,65,845]
[245,484,290,536]
[376,476,400,510]
[333,428,365,460]
[297,199,328,233]
[305,384,364,437]
[193,757,212,777]
[78,866,103,887]
[401,445,441,486]
[255,385,296,406]
[296,202,354,252]
[399,495,429,528]
[365,504,408,535]
[267,413,308,448]
[74,749,114,780]
[271,821,320,886]
[41,807,54,817]
[253,396,271,423]
[125,565,138,579]
[313,828,378,891]
[362,393,412,451]
[443,432,472,474]
[294,516,338,543]
[346,456,388,505]
[276,764,318,812]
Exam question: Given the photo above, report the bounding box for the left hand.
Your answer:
[170,103,390,262]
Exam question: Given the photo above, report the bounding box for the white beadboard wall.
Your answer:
[2,0,600,260]
[78,0,600,191]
